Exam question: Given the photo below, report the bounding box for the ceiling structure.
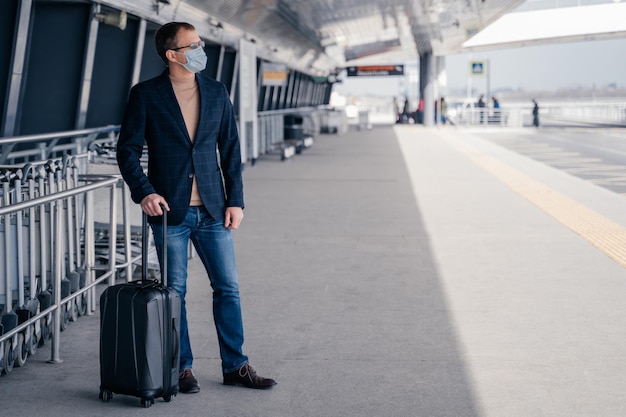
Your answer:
[101,0,526,75]
[463,2,626,51]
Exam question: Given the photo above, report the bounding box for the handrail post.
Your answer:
[107,184,118,288]
[84,189,95,315]
[48,198,63,364]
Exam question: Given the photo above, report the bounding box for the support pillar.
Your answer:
[421,52,434,127]
[434,55,445,126]
[420,52,446,127]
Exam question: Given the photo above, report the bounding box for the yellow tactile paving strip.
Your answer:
[465,150,626,269]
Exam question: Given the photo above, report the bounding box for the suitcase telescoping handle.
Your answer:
[141,205,167,286]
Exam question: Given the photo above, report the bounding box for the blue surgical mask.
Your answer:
[178,47,207,73]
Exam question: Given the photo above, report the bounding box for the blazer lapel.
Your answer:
[155,71,192,144]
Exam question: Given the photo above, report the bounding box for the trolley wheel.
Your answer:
[2,341,15,375]
[163,394,173,402]
[60,307,70,331]
[0,341,4,374]
[28,324,39,355]
[39,319,51,345]
[15,333,28,368]
[79,294,88,316]
[99,389,112,402]
[141,398,154,408]
[69,300,79,322]
[46,319,53,340]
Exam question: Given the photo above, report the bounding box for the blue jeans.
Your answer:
[151,206,249,374]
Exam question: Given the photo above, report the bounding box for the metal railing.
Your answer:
[255,108,319,160]
[446,100,626,128]
[543,101,626,126]
[0,125,119,165]
[0,175,120,367]
[0,125,152,374]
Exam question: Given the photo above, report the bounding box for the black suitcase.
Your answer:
[99,209,181,408]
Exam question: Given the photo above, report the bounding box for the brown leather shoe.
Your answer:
[179,369,200,394]
[223,363,276,389]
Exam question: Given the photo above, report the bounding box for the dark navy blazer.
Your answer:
[117,70,244,225]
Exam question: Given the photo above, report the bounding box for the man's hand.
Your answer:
[225,207,244,230]
[140,194,170,216]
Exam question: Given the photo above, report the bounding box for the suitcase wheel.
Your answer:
[141,398,154,408]
[99,389,112,402]
[163,394,173,402]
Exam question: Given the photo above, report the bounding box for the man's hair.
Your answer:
[155,22,196,63]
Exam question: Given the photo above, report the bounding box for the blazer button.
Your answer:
[188,173,194,179]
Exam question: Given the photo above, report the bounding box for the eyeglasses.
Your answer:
[171,40,205,51]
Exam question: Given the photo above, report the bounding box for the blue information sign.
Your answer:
[470,61,486,77]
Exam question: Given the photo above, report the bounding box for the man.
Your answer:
[477,95,485,124]
[116,21,276,393]
[491,96,500,124]
[439,97,447,124]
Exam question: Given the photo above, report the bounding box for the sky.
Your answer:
[334,34,626,99]
[445,37,626,94]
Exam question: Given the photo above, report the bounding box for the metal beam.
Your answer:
[75,3,100,130]
[2,0,33,137]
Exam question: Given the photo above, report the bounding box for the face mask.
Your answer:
[177,47,207,73]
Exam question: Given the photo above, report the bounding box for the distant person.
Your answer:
[491,96,500,124]
[477,95,486,124]
[440,97,447,124]
[532,99,539,127]
[402,97,410,123]
[417,98,424,124]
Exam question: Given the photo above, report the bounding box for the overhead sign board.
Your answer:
[470,60,486,77]
[261,62,288,86]
[347,65,404,77]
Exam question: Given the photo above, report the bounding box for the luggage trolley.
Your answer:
[88,139,146,281]
[0,154,91,375]
[320,107,346,134]
[11,165,41,368]
[0,168,23,374]
[0,162,57,373]
[357,110,372,130]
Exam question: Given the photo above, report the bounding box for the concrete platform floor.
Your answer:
[2,125,626,416]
